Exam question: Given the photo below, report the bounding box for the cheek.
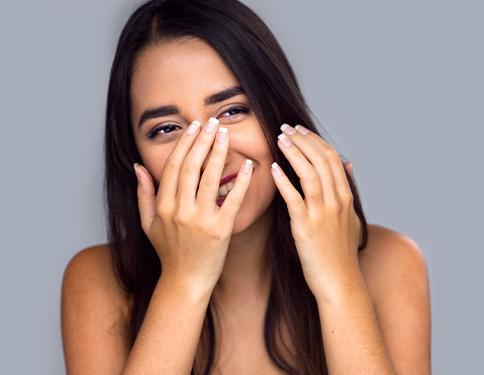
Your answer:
[139,148,171,186]
[246,151,277,209]
[234,165,277,231]
[257,166,278,198]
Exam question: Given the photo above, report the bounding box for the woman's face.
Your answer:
[130,37,277,233]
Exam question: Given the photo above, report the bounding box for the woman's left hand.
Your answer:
[271,123,362,300]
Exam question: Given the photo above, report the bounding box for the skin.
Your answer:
[61,32,430,375]
[130,37,277,313]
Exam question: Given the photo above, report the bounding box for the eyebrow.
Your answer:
[137,85,246,129]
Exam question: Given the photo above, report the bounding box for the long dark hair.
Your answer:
[104,0,369,373]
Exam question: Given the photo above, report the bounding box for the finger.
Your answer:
[178,117,220,206]
[157,120,202,211]
[134,163,156,234]
[197,126,229,213]
[294,124,353,200]
[218,159,254,225]
[277,133,331,207]
[270,161,305,218]
[282,124,344,205]
[344,162,353,177]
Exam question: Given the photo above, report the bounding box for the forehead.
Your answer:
[130,38,239,111]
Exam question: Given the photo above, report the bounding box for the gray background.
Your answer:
[1,0,482,373]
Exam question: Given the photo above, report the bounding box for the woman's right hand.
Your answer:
[133,117,254,295]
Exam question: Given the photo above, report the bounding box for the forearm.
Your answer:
[315,270,396,375]
[122,275,212,375]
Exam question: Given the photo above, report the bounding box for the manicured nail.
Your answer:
[294,125,309,135]
[271,162,283,176]
[133,163,141,183]
[217,127,228,143]
[280,123,297,135]
[278,133,292,147]
[187,120,201,135]
[243,159,253,174]
[205,117,219,133]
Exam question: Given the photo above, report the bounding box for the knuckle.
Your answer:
[326,200,342,212]
[212,144,226,155]
[201,176,218,189]
[307,172,319,185]
[212,157,224,169]
[307,191,321,202]
[181,162,198,176]
[164,159,179,173]
[318,154,331,165]
[340,192,353,205]
[288,195,303,208]
[172,211,188,225]
[156,201,169,217]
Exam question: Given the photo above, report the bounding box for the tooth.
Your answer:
[226,182,234,192]
[217,184,229,196]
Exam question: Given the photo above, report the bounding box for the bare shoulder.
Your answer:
[358,224,431,373]
[358,224,429,299]
[61,244,131,374]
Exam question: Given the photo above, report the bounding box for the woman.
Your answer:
[61,0,431,374]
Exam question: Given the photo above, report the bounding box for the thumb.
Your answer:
[134,163,156,234]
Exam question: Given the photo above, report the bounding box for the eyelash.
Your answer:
[147,106,251,139]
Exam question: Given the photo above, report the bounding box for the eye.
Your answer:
[219,105,251,119]
[147,105,251,139]
[148,124,180,139]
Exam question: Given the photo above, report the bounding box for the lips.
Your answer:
[219,173,237,187]
[216,195,227,206]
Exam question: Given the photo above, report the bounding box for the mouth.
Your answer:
[219,173,238,187]
[216,173,237,206]
[217,178,236,198]
[216,164,254,206]
[216,195,228,206]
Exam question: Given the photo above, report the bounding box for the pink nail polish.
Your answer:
[133,163,141,183]
[243,159,253,174]
[281,123,297,135]
[295,125,309,135]
[278,133,292,147]
[271,162,283,176]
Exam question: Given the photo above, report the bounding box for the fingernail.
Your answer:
[295,125,309,135]
[280,123,297,135]
[205,117,219,133]
[187,120,201,135]
[243,159,253,174]
[217,127,228,143]
[278,133,292,147]
[271,162,283,176]
[133,163,141,183]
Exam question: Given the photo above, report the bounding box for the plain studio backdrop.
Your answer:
[0,0,482,373]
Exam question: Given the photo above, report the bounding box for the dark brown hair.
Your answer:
[104,0,369,373]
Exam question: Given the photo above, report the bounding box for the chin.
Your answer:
[229,193,275,235]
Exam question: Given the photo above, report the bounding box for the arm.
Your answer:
[315,233,431,375]
[61,246,213,375]
[122,274,212,375]
[316,269,396,374]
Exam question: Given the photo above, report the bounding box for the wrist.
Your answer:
[158,272,214,303]
[312,267,367,306]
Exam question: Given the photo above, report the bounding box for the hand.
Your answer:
[271,123,362,299]
[133,118,254,295]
